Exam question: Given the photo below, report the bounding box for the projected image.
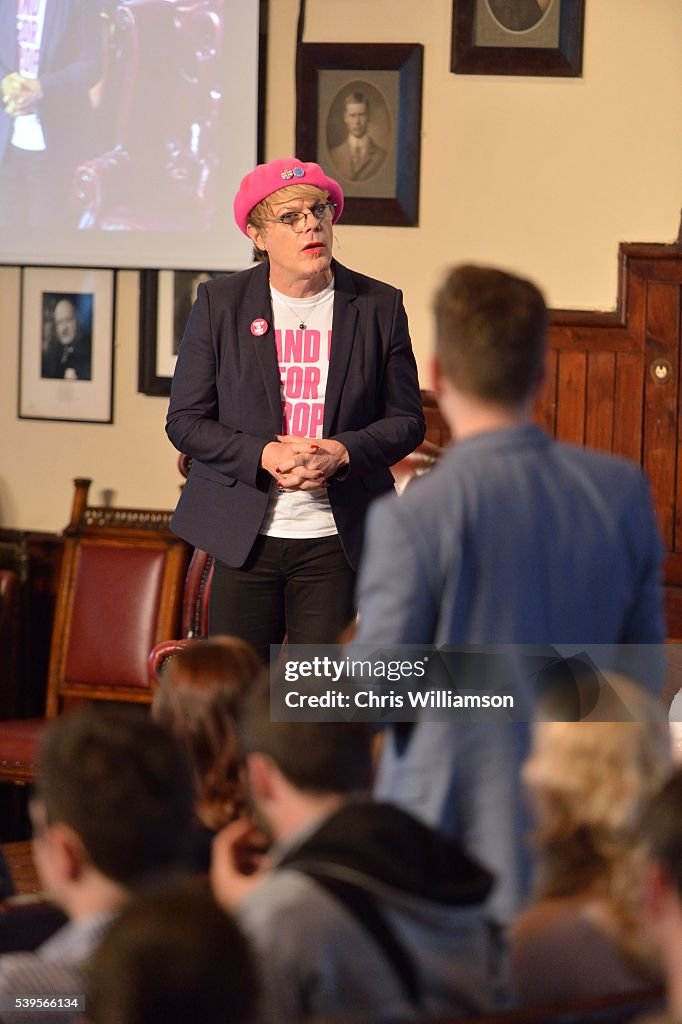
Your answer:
[0,0,261,269]
[41,292,93,382]
[1,1,99,229]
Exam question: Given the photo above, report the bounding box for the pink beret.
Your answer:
[233,158,344,236]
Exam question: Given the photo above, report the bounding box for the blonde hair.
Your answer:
[248,183,329,262]
[152,636,262,831]
[524,677,672,973]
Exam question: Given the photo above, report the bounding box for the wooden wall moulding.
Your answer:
[533,242,682,637]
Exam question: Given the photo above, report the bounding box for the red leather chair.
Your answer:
[0,480,190,784]
[390,439,444,494]
[147,547,214,684]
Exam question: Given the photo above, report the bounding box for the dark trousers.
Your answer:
[0,145,73,228]
[208,534,356,664]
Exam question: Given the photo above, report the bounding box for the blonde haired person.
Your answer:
[152,636,262,868]
[166,158,424,662]
[510,677,672,1005]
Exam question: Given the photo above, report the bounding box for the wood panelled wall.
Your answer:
[535,243,682,636]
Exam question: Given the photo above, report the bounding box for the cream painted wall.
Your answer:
[1,0,680,531]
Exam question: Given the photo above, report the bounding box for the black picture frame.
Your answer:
[296,43,423,227]
[19,266,115,423]
[451,0,585,76]
[138,269,229,396]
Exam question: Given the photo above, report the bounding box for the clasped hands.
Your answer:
[1,73,43,117]
[261,435,349,492]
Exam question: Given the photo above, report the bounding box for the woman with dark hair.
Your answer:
[86,880,258,1024]
[152,636,262,867]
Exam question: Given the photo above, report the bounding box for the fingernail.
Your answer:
[310,445,320,451]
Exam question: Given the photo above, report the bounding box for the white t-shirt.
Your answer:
[12,0,48,151]
[260,280,338,539]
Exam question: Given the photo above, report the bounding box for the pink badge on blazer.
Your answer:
[250,318,269,336]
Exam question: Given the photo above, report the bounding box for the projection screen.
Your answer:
[0,0,263,271]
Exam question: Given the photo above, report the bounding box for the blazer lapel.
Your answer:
[39,0,59,71]
[242,262,282,434]
[324,261,358,436]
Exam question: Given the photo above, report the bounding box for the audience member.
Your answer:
[86,879,258,1024]
[0,707,194,1023]
[152,636,263,869]
[510,679,671,1005]
[640,768,682,1024]
[210,677,501,1024]
[353,263,667,922]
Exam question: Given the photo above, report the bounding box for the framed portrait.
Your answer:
[296,43,424,227]
[138,269,230,396]
[451,0,585,76]
[18,267,115,423]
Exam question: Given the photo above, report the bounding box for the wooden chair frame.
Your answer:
[0,479,190,784]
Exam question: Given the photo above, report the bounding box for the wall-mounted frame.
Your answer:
[19,266,115,423]
[451,0,585,76]
[138,269,229,396]
[296,43,423,227]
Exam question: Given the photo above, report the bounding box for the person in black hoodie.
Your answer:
[210,677,503,1024]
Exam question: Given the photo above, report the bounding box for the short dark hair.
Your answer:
[434,264,547,405]
[238,675,373,795]
[37,707,194,886]
[344,90,369,110]
[86,880,257,1024]
[641,766,682,896]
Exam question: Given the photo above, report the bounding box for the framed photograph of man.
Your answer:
[296,43,423,227]
[138,269,229,396]
[451,0,585,76]
[19,267,115,423]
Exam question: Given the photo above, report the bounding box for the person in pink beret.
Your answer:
[166,157,424,662]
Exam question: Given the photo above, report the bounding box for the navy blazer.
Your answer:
[0,0,101,163]
[166,260,425,569]
[354,424,666,922]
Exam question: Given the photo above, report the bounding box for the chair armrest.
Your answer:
[147,639,193,688]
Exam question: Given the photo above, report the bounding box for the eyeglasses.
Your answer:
[266,202,336,233]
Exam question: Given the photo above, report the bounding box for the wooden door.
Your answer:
[534,244,682,635]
